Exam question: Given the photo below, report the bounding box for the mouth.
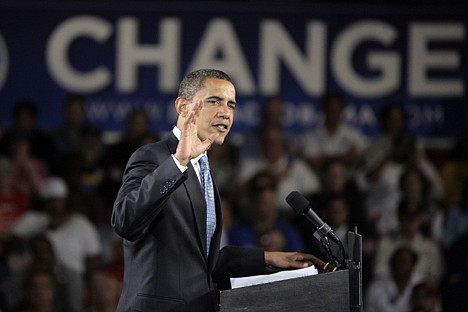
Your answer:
[212,123,229,133]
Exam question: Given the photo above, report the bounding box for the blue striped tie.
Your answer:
[199,155,216,255]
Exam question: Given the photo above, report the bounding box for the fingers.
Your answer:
[289,252,325,268]
[293,252,325,263]
[184,100,203,129]
[200,132,220,152]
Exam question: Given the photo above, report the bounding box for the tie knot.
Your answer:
[199,155,210,171]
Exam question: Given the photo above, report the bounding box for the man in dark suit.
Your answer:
[112,69,324,311]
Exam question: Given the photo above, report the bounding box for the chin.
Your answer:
[214,135,228,145]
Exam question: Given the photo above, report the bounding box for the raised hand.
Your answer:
[174,100,219,166]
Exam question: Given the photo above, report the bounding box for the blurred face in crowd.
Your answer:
[324,96,344,127]
[323,197,349,229]
[45,197,68,229]
[384,106,406,137]
[262,97,285,127]
[27,271,56,309]
[262,128,286,163]
[323,161,348,192]
[254,188,278,222]
[64,98,86,128]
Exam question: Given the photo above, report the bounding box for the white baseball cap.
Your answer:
[40,176,69,199]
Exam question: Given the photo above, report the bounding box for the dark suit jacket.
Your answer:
[112,133,265,312]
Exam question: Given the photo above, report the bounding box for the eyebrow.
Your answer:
[206,96,237,105]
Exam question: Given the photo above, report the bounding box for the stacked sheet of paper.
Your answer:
[230,265,318,289]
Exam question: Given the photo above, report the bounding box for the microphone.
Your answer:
[286,191,341,244]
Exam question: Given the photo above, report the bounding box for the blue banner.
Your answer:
[0,2,467,143]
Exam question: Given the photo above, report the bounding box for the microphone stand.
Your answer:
[313,231,343,271]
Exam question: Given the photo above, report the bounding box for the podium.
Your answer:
[219,230,363,312]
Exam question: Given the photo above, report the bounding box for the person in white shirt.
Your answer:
[366,246,423,312]
[237,127,321,214]
[13,176,102,311]
[301,91,367,172]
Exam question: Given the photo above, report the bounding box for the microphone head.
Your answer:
[286,191,310,214]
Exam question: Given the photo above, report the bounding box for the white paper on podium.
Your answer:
[230,265,318,289]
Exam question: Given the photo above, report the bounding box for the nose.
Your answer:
[218,104,231,119]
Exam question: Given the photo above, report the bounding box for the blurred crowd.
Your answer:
[0,93,467,312]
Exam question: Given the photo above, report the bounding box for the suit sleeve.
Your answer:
[212,246,266,290]
[111,146,188,242]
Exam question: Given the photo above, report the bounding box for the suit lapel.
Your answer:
[166,133,223,263]
[186,164,208,258]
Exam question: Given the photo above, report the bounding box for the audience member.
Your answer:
[320,193,352,256]
[103,108,157,199]
[229,171,306,252]
[0,156,30,239]
[366,246,423,312]
[410,280,442,312]
[301,91,367,172]
[358,102,443,236]
[441,179,468,248]
[12,176,102,311]
[16,266,61,312]
[207,138,240,196]
[440,127,468,209]
[8,135,49,200]
[0,99,56,168]
[55,124,108,217]
[3,234,81,312]
[239,96,298,160]
[237,127,320,213]
[440,231,468,312]
[373,201,444,282]
[0,236,31,311]
[86,270,121,312]
[307,158,370,235]
[50,94,89,162]
[398,166,444,242]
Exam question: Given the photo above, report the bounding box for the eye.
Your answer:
[207,99,220,105]
[228,103,236,110]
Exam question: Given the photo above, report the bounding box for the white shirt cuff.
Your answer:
[171,154,188,173]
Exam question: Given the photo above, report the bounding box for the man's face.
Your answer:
[191,78,236,145]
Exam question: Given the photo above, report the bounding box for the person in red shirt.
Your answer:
[0,156,29,238]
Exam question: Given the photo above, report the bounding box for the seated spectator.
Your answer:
[50,94,89,161]
[0,99,56,169]
[16,266,61,312]
[441,179,468,249]
[440,127,468,209]
[358,102,443,237]
[373,201,444,282]
[9,135,49,200]
[398,166,444,242]
[56,124,108,217]
[207,138,240,198]
[86,270,121,312]
[410,280,442,312]
[320,194,351,256]
[12,176,102,311]
[0,156,30,239]
[307,158,370,235]
[237,127,320,213]
[366,246,423,312]
[239,96,298,161]
[228,171,306,252]
[301,91,367,172]
[3,234,81,312]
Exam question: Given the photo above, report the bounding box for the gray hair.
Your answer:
[178,69,232,101]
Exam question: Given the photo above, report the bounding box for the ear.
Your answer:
[175,97,189,116]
